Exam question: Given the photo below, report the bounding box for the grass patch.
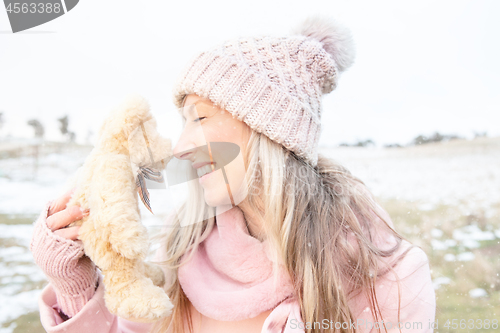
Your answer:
[378,198,500,332]
[2,312,45,333]
[0,214,38,225]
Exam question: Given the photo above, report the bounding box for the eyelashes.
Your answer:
[194,117,207,123]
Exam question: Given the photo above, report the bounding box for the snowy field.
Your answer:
[319,135,500,216]
[0,136,499,332]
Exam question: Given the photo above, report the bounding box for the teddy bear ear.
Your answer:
[122,93,153,137]
[110,93,153,139]
[96,93,152,148]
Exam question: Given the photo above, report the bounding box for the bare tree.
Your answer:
[474,131,488,138]
[338,138,376,147]
[58,115,69,136]
[58,115,76,142]
[27,119,45,138]
[411,131,465,146]
[27,118,44,179]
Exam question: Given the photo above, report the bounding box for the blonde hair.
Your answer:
[151,129,414,333]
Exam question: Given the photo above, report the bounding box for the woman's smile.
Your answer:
[196,164,214,178]
[198,164,217,184]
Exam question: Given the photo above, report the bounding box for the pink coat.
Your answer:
[34,201,436,332]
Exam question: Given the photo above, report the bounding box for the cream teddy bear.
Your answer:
[65,94,174,322]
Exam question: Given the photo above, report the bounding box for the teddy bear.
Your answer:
[65,93,174,322]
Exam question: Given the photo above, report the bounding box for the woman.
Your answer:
[31,16,436,333]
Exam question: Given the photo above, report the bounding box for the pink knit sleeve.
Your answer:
[30,200,98,317]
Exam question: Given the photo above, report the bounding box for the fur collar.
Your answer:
[177,205,299,325]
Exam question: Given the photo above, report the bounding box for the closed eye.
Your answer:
[194,117,206,122]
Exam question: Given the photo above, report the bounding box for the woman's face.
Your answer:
[172,94,252,208]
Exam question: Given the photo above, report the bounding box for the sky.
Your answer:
[0,0,499,147]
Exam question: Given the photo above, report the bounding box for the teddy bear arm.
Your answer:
[87,155,149,260]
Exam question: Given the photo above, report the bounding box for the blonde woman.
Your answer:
[31,17,436,333]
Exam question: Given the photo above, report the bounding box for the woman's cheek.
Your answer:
[202,124,225,141]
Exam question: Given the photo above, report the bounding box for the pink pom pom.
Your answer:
[292,15,356,74]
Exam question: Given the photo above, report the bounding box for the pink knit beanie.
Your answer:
[172,16,356,167]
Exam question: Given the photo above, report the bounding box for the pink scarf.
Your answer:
[177,205,304,332]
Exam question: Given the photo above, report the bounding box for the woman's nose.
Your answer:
[173,136,195,161]
[173,125,202,161]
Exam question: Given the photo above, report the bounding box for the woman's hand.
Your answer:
[46,187,89,240]
[30,187,98,319]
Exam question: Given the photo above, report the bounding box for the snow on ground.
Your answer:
[0,222,46,327]
[319,136,500,216]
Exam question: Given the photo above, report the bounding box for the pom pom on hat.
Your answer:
[292,15,356,74]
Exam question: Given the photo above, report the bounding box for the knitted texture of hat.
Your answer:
[172,16,356,167]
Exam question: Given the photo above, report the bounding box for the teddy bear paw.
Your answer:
[105,278,174,323]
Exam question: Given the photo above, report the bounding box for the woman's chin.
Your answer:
[200,174,249,208]
[203,189,229,208]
